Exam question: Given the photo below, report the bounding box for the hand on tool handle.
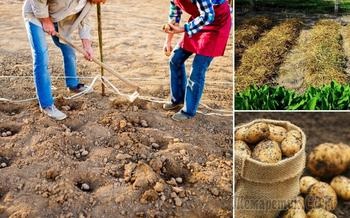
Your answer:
[82,39,93,61]
[39,17,93,61]
[39,17,56,36]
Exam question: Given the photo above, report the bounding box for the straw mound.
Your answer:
[235,18,303,92]
[302,20,348,88]
[235,16,273,63]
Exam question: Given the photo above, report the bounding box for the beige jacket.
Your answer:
[23,0,93,40]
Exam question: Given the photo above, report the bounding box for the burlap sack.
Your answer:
[235,119,306,218]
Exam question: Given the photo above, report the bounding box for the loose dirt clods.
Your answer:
[0,1,232,217]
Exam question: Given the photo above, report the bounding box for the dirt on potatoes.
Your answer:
[0,0,233,217]
[235,112,350,218]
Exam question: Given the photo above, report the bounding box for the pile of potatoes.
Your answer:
[235,122,303,164]
[282,142,350,217]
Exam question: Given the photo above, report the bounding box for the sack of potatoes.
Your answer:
[235,119,306,218]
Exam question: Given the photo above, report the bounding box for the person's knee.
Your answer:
[169,55,181,67]
[187,78,196,91]
[170,49,187,67]
[194,55,213,67]
[63,50,76,60]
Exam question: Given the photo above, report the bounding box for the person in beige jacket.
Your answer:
[23,0,106,120]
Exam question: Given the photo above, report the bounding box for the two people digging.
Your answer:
[23,0,232,121]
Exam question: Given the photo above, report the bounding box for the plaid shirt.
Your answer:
[169,0,226,37]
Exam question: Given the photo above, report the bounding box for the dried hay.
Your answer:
[302,20,348,88]
[235,16,274,61]
[235,18,303,92]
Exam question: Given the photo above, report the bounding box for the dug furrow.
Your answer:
[341,22,350,77]
[278,20,348,91]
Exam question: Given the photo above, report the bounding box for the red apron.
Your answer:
[174,0,232,57]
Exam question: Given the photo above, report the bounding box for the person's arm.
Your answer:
[79,18,93,61]
[30,0,49,19]
[79,1,107,61]
[169,0,182,24]
[184,0,215,37]
[81,38,93,61]
[79,6,93,61]
[163,0,182,55]
[164,32,174,56]
[39,17,56,35]
[30,0,56,35]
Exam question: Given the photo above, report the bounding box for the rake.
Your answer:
[56,33,140,102]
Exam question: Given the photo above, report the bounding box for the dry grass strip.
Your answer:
[235,16,273,62]
[302,20,348,88]
[235,18,302,92]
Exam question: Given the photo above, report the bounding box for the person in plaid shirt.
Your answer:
[169,0,225,37]
[163,0,232,121]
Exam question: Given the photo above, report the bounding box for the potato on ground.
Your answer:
[282,196,306,218]
[268,124,287,143]
[307,143,349,178]
[305,182,337,211]
[235,140,252,157]
[281,130,302,157]
[330,176,350,201]
[245,122,269,144]
[252,140,282,163]
[306,208,337,218]
[300,176,318,194]
[337,143,350,163]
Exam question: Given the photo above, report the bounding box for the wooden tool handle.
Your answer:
[56,33,140,92]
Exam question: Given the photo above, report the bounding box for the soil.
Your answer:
[235,112,350,218]
[0,0,233,217]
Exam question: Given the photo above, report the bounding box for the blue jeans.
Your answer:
[25,21,79,108]
[169,47,213,117]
